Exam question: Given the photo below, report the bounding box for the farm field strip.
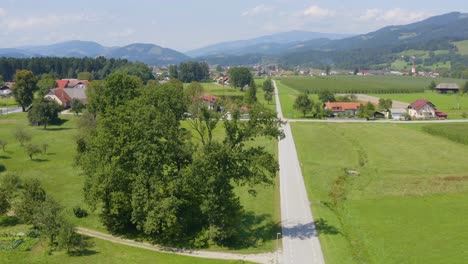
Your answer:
[281,75,464,94]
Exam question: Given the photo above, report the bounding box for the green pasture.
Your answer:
[453,40,468,55]
[276,80,318,119]
[0,97,18,107]
[291,122,468,264]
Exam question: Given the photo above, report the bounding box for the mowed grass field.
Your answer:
[454,40,468,55]
[276,80,318,119]
[0,97,18,107]
[0,110,280,259]
[281,75,465,94]
[370,91,468,119]
[291,122,468,264]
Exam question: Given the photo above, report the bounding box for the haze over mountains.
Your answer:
[0,12,467,69]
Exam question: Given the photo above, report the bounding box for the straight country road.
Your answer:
[274,80,326,264]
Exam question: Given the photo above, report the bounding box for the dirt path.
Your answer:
[76,227,275,264]
[337,94,409,108]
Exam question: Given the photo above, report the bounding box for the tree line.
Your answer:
[0,57,141,81]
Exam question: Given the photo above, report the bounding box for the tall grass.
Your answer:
[422,124,468,145]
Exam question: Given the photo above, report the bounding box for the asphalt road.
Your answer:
[0,106,22,115]
[274,80,326,264]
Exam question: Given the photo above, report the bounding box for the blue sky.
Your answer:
[0,0,466,51]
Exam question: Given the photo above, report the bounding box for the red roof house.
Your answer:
[408,99,447,119]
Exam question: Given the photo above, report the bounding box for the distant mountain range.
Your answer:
[186,31,354,57]
[0,12,467,70]
[195,12,468,70]
[0,41,190,65]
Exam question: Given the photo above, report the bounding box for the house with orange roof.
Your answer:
[324,102,362,116]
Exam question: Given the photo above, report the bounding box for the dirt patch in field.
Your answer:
[0,119,17,124]
[440,175,468,182]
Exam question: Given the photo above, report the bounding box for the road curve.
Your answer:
[274,80,326,264]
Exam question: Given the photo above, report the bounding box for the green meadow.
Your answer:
[0,109,280,262]
[291,122,468,264]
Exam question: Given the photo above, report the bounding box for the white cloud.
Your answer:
[303,5,335,17]
[1,13,99,31]
[0,8,6,17]
[241,4,274,17]
[358,8,432,24]
[108,28,136,38]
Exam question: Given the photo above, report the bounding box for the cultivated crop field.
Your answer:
[281,75,464,94]
[291,123,468,264]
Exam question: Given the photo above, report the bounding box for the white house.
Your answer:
[408,99,447,119]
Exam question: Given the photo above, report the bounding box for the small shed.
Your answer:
[435,83,459,94]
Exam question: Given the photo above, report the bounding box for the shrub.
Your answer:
[73,206,88,218]
[26,228,41,238]
[0,216,19,226]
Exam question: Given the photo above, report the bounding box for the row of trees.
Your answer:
[76,73,283,246]
[169,62,210,83]
[0,57,136,81]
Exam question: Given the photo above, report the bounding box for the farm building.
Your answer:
[385,108,408,120]
[324,102,362,116]
[408,99,447,119]
[0,82,15,95]
[435,83,459,94]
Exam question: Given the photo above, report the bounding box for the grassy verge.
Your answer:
[0,97,18,107]
[291,122,468,263]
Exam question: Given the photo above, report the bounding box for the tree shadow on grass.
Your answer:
[221,212,281,250]
[31,158,49,162]
[0,164,5,172]
[44,127,73,131]
[0,155,11,160]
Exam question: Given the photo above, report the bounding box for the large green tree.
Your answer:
[28,99,62,129]
[79,77,284,245]
[114,62,154,83]
[12,70,38,111]
[294,93,314,117]
[228,67,253,90]
[262,78,273,93]
[244,80,257,105]
[37,74,57,96]
[15,178,47,224]
[318,90,336,102]
[88,73,142,115]
[178,61,209,83]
